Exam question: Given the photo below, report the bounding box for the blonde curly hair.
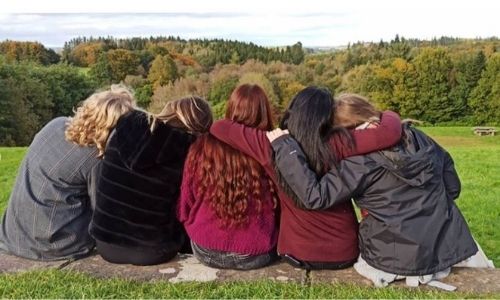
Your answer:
[65,84,136,157]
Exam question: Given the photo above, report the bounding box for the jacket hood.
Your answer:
[113,110,194,170]
[377,125,436,187]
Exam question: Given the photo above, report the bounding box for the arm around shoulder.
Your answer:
[210,120,272,166]
[271,135,367,210]
[349,111,402,156]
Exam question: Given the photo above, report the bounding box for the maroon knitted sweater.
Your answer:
[178,152,277,255]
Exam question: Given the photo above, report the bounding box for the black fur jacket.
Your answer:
[89,110,195,253]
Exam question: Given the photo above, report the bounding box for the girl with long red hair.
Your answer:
[178,84,278,270]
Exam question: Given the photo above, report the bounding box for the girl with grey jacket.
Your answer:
[0,85,135,261]
[267,94,492,288]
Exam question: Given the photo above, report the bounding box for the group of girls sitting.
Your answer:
[0,83,493,288]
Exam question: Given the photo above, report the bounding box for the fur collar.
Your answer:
[112,110,196,170]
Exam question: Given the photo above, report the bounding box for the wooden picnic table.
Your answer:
[472,127,497,136]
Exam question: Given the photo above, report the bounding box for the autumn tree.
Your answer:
[0,41,59,65]
[238,72,280,118]
[149,77,209,113]
[68,42,103,66]
[106,49,140,82]
[388,58,418,117]
[278,79,305,108]
[147,55,179,88]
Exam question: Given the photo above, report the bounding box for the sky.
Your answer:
[0,0,499,48]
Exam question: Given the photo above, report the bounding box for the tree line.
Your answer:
[0,36,498,146]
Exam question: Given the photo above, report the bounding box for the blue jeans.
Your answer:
[191,242,278,270]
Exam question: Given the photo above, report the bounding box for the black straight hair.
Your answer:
[279,86,336,175]
[275,86,355,208]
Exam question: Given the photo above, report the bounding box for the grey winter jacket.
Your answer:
[271,124,478,276]
[0,117,100,260]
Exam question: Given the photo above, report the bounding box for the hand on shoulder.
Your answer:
[266,128,289,143]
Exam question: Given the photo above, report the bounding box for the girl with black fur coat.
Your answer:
[89,96,213,265]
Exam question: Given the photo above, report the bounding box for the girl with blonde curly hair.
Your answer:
[0,85,135,261]
[89,95,213,265]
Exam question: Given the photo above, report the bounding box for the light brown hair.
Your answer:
[334,93,381,128]
[152,96,213,134]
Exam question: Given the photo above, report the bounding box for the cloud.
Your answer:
[0,1,498,48]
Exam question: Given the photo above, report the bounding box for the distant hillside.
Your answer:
[61,36,305,68]
[1,35,499,146]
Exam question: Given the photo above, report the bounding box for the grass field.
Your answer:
[0,147,26,213]
[0,127,498,298]
[0,270,485,299]
[419,127,500,265]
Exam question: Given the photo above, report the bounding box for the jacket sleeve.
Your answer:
[210,120,272,166]
[336,111,402,158]
[271,135,369,210]
[443,150,461,200]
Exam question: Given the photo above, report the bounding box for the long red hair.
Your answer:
[186,84,277,227]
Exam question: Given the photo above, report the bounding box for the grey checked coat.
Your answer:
[0,117,100,260]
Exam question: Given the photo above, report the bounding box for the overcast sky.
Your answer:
[0,0,499,47]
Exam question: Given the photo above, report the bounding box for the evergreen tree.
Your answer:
[290,42,305,64]
[413,48,454,123]
[470,53,500,125]
[448,50,486,121]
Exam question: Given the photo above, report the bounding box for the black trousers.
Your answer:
[95,240,177,266]
[281,253,356,270]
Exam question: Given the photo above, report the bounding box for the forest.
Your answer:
[0,35,499,146]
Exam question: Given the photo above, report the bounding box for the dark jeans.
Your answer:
[281,253,356,270]
[96,240,177,266]
[191,242,278,270]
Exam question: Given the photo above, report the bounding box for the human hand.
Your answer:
[266,128,289,143]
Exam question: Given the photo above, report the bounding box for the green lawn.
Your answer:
[417,127,500,266]
[0,148,26,213]
[365,126,500,268]
[0,270,486,299]
[0,127,498,298]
